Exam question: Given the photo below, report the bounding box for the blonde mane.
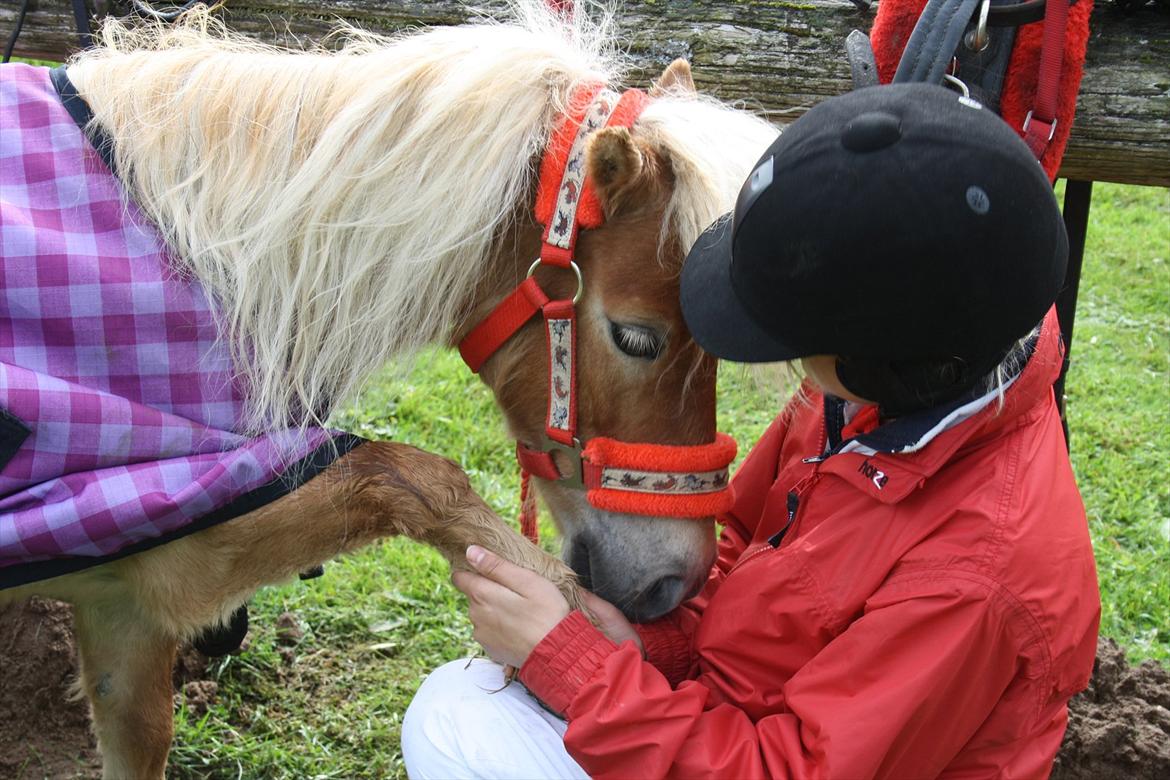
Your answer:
[67,1,777,434]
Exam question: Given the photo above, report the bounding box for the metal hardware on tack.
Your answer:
[965,0,991,52]
[528,257,583,304]
[1023,110,1057,143]
[943,73,972,99]
[539,435,586,490]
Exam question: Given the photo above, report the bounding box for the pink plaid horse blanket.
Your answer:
[0,64,360,589]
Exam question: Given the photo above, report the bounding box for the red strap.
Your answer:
[539,243,574,268]
[1023,0,1068,160]
[516,443,562,481]
[583,433,738,473]
[534,83,608,230]
[580,433,738,519]
[458,277,549,372]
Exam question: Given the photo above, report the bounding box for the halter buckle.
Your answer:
[1023,110,1057,142]
[540,435,586,490]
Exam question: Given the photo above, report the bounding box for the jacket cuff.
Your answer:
[635,619,694,686]
[519,610,619,717]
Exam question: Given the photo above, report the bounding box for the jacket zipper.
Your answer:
[728,414,830,574]
[767,469,820,547]
[727,467,823,576]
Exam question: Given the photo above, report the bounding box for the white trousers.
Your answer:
[402,658,590,780]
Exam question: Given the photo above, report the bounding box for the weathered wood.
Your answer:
[3,0,1168,186]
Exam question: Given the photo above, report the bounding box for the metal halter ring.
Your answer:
[528,258,584,305]
[965,0,992,52]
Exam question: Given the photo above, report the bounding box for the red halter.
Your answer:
[459,84,737,542]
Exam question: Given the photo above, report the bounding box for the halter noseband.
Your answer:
[459,84,737,542]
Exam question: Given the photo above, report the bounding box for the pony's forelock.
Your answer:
[638,95,779,262]
[67,2,776,435]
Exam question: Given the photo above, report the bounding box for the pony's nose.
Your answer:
[565,530,710,623]
[625,575,687,623]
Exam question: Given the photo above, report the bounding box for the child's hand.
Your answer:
[452,545,570,668]
[581,591,645,657]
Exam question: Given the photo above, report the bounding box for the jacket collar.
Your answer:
[814,308,1063,504]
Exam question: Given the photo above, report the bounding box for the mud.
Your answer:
[3,599,1167,777]
[1052,637,1170,780]
[0,598,98,780]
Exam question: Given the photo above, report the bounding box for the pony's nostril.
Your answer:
[630,575,686,623]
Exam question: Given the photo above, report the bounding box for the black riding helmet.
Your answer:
[680,83,1068,413]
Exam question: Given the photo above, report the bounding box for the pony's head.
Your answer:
[467,62,778,622]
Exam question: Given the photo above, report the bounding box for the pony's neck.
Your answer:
[67,21,604,431]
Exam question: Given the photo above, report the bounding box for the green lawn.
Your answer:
[170,182,1169,778]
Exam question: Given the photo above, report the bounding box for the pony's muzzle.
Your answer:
[567,528,710,624]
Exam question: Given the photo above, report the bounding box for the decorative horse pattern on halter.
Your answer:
[0,65,338,578]
[599,466,730,494]
[546,316,573,434]
[545,89,619,249]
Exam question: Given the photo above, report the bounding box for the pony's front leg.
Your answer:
[73,601,177,780]
[344,442,586,612]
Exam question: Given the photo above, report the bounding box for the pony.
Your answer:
[0,2,777,776]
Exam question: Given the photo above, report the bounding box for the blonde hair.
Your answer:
[67,2,777,434]
[987,324,1042,410]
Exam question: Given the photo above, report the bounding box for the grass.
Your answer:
[166,183,1168,778]
[1058,182,1170,661]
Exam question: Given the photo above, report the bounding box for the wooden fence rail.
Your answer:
[2,0,1168,187]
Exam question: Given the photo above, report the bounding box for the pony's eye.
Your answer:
[610,322,664,360]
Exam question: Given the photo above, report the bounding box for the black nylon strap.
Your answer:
[49,65,119,177]
[894,0,983,85]
[988,0,1078,26]
[70,0,93,50]
[954,0,1025,112]
[0,407,31,473]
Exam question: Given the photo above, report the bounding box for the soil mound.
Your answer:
[0,598,98,780]
[1053,637,1170,780]
[3,600,1168,777]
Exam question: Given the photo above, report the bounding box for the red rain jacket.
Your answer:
[520,310,1100,779]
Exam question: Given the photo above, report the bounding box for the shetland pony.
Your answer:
[0,2,777,776]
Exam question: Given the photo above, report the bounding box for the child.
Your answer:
[403,83,1100,779]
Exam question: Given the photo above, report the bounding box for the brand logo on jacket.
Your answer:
[858,459,888,490]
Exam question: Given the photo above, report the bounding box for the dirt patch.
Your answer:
[181,680,220,717]
[275,610,305,665]
[0,598,219,779]
[275,611,305,647]
[0,598,98,780]
[1053,637,1170,780]
[4,600,1168,775]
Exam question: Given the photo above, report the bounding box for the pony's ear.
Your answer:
[586,127,665,218]
[650,59,696,97]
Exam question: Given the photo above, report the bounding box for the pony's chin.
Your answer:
[539,485,716,623]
